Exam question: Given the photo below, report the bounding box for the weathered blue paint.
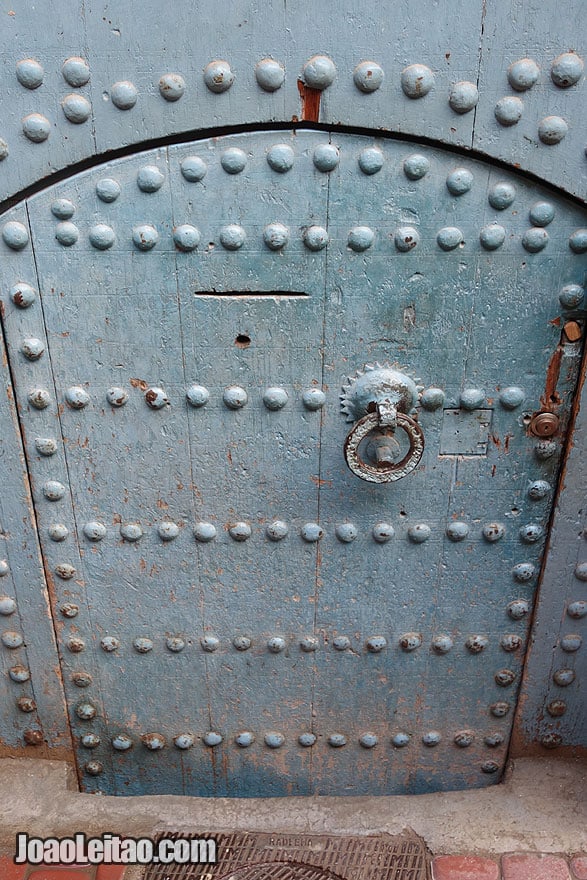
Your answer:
[0,1,585,205]
[0,0,585,792]
[513,364,587,753]
[0,129,584,794]
[0,324,71,754]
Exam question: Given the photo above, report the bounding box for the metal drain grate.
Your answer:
[143,831,430,880]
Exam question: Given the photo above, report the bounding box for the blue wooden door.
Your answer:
[1,130,585,795]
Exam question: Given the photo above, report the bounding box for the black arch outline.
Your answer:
[1,121,586,216]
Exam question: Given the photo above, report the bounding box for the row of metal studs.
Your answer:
[12,53,584,101]
[5,218,587,254]
[68,632,533,655]
[42,165,584,216]
[38,157,570,200]
[22,382,531,412]
[57,632,535,657]
[77,727,509,752]
[3,627,581,661]
[6,52,582,149]
[38,517,550,548]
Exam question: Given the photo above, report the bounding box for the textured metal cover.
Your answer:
[143,832,430,880]
[0,129,585,795]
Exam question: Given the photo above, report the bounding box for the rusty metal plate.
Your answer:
[143,831,430,880]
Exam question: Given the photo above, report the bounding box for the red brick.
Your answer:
[432,856,500,880]
[571,856,587,880]
[0,853,28,880]
[96,867,126,880]
[28,869,93,880]
[502,854,571,880]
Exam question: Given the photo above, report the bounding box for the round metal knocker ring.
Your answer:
[344,411,425,483]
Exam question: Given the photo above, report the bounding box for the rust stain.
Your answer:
[540,345,563,409]
[504,433,513,453]
[297,79,321,122]
[130,377,148,390]
[310,475,333,488]
[109,390,127,406]
[549,316,561,327]
[512,344,587,753]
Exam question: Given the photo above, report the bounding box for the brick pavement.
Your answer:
[432,854,587,880]
[0,858,125,880]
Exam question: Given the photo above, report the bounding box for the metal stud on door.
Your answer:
[0,130,585,796]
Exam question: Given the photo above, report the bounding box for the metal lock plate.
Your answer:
[440,410,493,456]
